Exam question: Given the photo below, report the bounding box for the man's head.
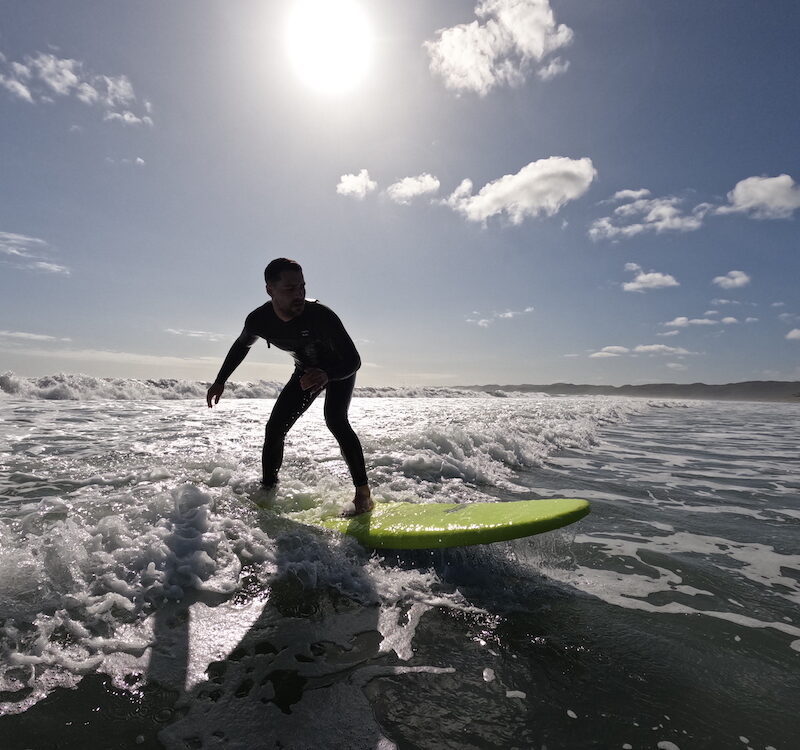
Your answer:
[265,257,305,320]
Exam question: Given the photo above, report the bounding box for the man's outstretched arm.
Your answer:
[206,334,255,407]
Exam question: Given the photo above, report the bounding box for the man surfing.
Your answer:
[206,258,373,516]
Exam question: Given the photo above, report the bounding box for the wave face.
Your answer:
[0,372,509,401]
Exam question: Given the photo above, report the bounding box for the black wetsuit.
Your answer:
[214,300,367,487]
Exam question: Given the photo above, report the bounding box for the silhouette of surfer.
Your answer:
[207,258,373,516]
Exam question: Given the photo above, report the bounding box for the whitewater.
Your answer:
[0,373,798,749]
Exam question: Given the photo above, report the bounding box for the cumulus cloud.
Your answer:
[712,270,751,289]
[424,0,573,96]
[787,329,800,341]
[444,156,596,225]
[0,231,71,275]
[589,191,711,240]
[0,51,153,125]
[745,317,759,323]
[467,305,535,327]
[537,56,569,80]
[386,173,441,204]
[336,169,377,199]
[622,262,679,293]
[666,362,687,371]
[720,317,738,325]
[716,174,800,219]
[657,330,680,337]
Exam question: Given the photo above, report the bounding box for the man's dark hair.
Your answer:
[265,258,302,285]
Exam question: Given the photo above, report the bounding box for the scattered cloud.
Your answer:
[666,362,688,371]
[424,0,573,96]
[165,328,229,342]
[336,169,377,199]
[466,305,535,327]
[711,298,741,306]
[0,231,71,275]
[657,330,680,337]
[590,343,693,358]
[622,262,679,293]
[386,173,440,204]
[786,329,800,341]
[716,174,800,219]
[537,56,569,80]
[663,317,718,328]
[0,330,71,342]
[712,270,750,289]
[745,317,759,323]
[589,190,711,240]
[105,156,146,166]
[771,301,785,308]
[0,51,153,125]
[444,156,596,225]
[634,344,691,355]
[720,316,738,325]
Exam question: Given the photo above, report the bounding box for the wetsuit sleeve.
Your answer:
[320,307,361,381]
[213,325,259,385]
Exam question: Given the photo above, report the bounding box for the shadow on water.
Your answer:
[0,492,389,750]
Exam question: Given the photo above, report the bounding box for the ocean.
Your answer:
[0,373,798,749]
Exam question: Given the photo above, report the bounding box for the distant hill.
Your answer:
[461,381,800,403]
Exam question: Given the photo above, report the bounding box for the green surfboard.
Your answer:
[303,498,590,549]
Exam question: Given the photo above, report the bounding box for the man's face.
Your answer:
[267,270,306,319]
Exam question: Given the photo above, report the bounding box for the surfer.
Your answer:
[206,258,373,517]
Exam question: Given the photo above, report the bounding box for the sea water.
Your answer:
[0,374,797,749]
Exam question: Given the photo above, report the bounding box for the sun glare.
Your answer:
[286,0,373,95]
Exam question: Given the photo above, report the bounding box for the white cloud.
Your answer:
[103,110,154,127]
[657,330,680,337]
[0,330,71,342]
[666,362,687,371]
[786,329,800,340]
[622,263,679,293]
[31,261,70,275]
[336,169,377,199]
[0,230,71,275]
[610,188,651,202]
[386,173,441,204]
[590,192,710,240]
[424,0,573,96]
[745,317,759,323]
[711,298,740,306]
[537,56,569,80]
[662,316,720,328]
[720,317,738,325]
[712,270,750,289]
[634,344,691,355]
[716,174,800,219]
[467,305,535,327]
[165,328,228,342]
[771,301,785,308]
[589,343,692,358]
[0,51,151,125]
[704,310,719,316]
[444,156,596,225]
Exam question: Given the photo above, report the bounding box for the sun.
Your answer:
[286,0,373,95]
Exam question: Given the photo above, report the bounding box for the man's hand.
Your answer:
[300,368,329,393]
[207,382,225,408]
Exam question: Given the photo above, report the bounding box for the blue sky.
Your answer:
[1,0,798,386]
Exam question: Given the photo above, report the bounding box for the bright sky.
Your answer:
[1,0,799,386]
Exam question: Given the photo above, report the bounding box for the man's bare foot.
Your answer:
[341,485,374,517]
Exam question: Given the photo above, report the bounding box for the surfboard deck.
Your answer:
[300,498,590,549]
